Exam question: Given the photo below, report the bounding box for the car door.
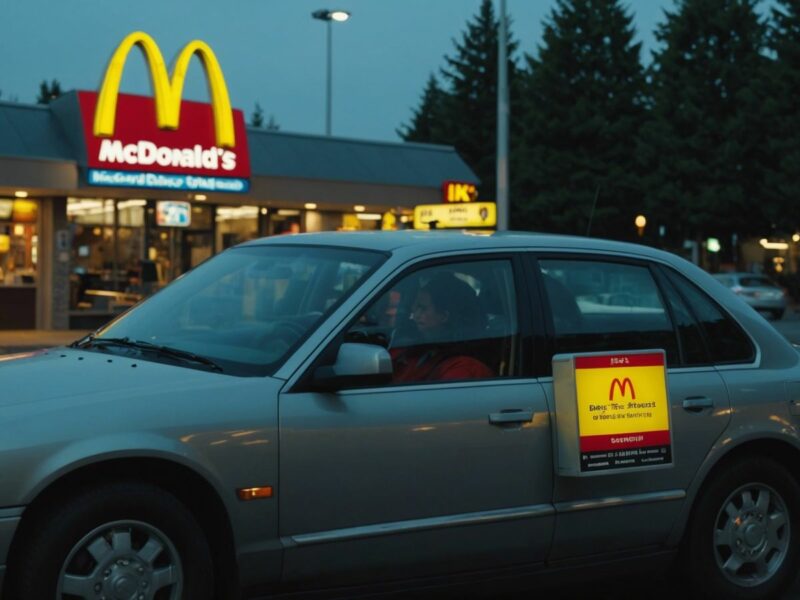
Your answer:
[277,255,555,584]
[527,254,732,559]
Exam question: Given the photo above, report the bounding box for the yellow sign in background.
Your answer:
[413,202,496,229]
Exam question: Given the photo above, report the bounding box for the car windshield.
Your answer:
[89,244,385,376]
[739,276,778,288]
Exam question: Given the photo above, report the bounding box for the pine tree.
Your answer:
[512,0,647,239]
[265,115,280,131]
[439,0,517,201]
[397,74,448,142]
[250,102,265,128]
[36,79,62,104]
[639,0,769,252]
[764,0,800,237]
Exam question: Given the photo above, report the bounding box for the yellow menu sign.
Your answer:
[553,350,672,476]
[413,202,496,229]
[575,352,671,472]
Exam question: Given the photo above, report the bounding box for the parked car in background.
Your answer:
[0,232,799,600]
[713,272,788,320]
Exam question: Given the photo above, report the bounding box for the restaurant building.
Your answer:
[0,33,478,331]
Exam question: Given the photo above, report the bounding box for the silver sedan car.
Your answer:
[0,231,798,600]
[713,272,788,320]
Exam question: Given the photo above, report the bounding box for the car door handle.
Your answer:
[488,408,534,425]
[682,397,714,412]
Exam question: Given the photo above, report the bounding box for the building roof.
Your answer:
[0,102,76,162]
[0,95,478,190]
[246,129,477,187]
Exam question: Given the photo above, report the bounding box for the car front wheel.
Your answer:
[684,458,800,600]
[8,481,214,600]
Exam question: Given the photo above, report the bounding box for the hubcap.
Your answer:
[713,483,790,588]
[56,520,183,599]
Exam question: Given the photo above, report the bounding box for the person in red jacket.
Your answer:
[391,273,493,383]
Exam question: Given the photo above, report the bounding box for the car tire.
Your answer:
[8,481,214,600]
[683,458,800,600]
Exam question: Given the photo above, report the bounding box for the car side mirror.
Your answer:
[313,343,393,391]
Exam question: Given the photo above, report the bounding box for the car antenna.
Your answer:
[586,185,600,236]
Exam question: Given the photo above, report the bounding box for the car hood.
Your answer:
[0,347,245,409]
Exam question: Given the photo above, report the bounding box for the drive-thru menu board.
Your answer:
[553,350,673,477]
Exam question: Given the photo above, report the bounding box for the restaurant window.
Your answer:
[216,205,259,250]
[0,198,38,286]
[148,202,213,285]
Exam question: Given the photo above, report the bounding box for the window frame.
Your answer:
[292,252,538,392]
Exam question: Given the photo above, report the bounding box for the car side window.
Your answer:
[662,268,755,364]
[345,259,519,384]
[653,269,711,366]
[538,259,679,365]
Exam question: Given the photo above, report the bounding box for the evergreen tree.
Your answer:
[36,79,62,104]
[764,0,800,237]
[265,115,280,131]
[639,0,769,252]
[439,0,517,200]
[512,0,647,239]
[397,74,448,142]
[399,0,516,200]
[250,102,265,128]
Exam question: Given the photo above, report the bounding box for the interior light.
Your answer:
[356,213,382,221]
[353,205,365,212]
[261,208,268,215]
[277,209,300,216]
[194,194,207,201]
[304,203,318,210]
[14,190,28,198]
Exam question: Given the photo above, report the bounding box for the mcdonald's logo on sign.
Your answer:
[609,377,636,401]
[78,31,251,192]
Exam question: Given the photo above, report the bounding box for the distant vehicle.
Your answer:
[712,272,787,320]
[0,232,799,600]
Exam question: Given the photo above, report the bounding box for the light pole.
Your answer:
[496,0,509,231]
[312,9,350,136]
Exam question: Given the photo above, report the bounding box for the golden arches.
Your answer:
[93,31,236,148]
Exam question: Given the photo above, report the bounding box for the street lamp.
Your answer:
[312,8,351,136]
[635,214,647,237]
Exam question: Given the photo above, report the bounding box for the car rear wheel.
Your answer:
[9,481,214,600]
[684,458,800,600]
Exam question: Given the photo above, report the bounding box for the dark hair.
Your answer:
[420,273,485,333]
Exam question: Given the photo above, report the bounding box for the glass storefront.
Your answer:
[63,198,412,329]
[0,198,38,328]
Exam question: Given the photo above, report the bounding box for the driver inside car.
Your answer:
[390,273,493,383]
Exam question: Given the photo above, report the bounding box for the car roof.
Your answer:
[240,230,680,262]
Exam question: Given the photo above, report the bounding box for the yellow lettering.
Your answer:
[93,31,236,148]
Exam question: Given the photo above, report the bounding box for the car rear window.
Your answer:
[739,276,778,288]
[663,268,755,364]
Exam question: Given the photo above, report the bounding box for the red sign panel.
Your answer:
[78,91,251,179]
[442,181,478,203]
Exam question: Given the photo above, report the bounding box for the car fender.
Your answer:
[666,410,800,547]
[18,431,233,511]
